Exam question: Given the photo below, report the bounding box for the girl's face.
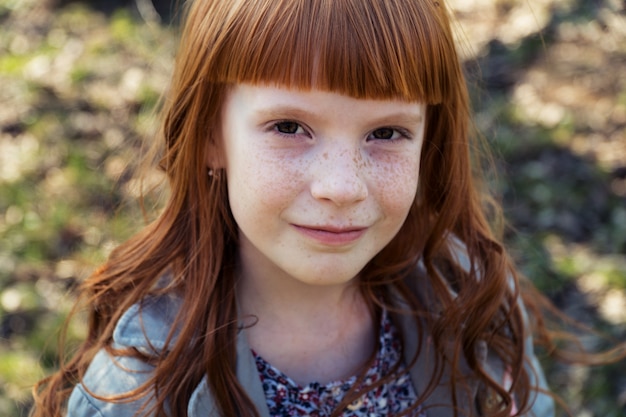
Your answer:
[217,84,425,289]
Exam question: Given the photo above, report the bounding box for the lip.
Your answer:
[292,224,367,246]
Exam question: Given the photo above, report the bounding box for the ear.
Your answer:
[204,129,226,170]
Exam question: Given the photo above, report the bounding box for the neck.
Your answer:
[238,270,364,326]
[236,262,376,385]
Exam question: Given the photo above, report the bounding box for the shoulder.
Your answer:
[112,292,183,351]
[404,238,555,416]
[67,293,182,417]
[68,349,158,417]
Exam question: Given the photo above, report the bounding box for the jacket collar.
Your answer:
[112,282,481,417]
[394,264,483,417]
[113,292,182,352]
[184,308,482,417]
[187,325,271,417]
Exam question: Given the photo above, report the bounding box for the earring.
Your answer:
[208,168,221,179]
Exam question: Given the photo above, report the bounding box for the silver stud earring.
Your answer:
[208,169,214,177]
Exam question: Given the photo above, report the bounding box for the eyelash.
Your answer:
[368,127,413,142]
[272,121,308,137]
[271,121,412,142]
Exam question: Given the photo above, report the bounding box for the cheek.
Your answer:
[371,153,421,214]
[228,147,305,211]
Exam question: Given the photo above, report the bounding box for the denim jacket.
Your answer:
[68,270,555,417]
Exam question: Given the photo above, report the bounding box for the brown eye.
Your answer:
[371,128,395,140]
[275,121,300,134]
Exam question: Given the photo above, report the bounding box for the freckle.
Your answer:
[323,152,328,160]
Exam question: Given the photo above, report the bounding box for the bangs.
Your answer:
[201,0,458,103]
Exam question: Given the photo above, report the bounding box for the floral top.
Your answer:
[252,310,426,416]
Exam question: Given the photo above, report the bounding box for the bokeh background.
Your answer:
[0,0,624,415]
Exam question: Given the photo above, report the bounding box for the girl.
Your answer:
[33,0,562,416]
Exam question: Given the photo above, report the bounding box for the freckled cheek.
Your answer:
[235,151,306,208]
[371,157,420,213]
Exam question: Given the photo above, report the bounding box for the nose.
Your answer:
[309,146,368,206]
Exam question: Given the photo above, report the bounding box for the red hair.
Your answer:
[32,1,582,416]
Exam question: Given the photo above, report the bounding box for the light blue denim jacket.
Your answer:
[68,269,555,417]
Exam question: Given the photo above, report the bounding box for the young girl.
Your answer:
[33,0,563,416]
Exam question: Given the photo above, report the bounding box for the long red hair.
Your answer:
[32,0,570,416]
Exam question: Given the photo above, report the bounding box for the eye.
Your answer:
[274,121,304,135]
[372,128,394,140]
[369,127,408,141]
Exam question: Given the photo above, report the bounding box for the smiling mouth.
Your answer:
[292,225,367,246]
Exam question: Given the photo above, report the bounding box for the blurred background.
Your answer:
[0,0,624,415]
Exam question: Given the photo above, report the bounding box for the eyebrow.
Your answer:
[254,106,317,122]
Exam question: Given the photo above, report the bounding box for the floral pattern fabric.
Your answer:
[252,310,427,417]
